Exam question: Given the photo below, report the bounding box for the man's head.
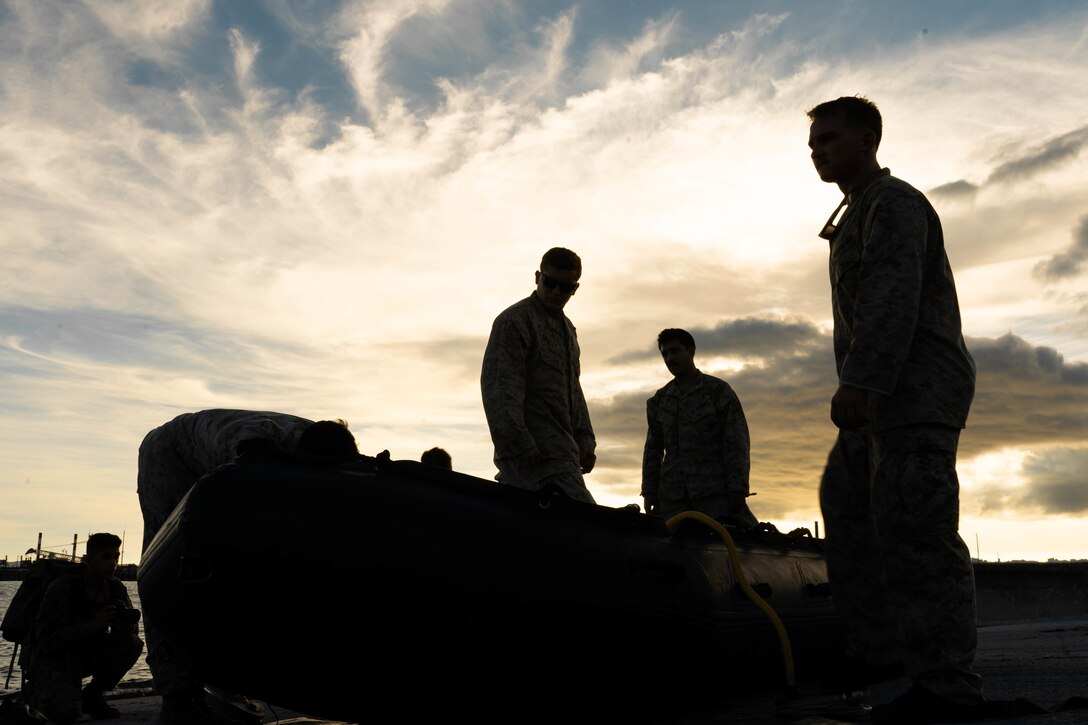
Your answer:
[535,247,582,314]
[657,328,697,379]
[295,419,360,461]
[421,447,452,469]
[807,95,882,191]
[84,532,122,579]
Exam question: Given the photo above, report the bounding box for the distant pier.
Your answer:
[0,561,138,581]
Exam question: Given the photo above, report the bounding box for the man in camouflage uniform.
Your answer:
[27,532,143,725]
[481,247,597,503]
[138,410,358,725]
[807,96,983,723]
[642,328,757,526]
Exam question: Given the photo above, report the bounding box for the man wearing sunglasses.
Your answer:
[806,96,982,724]
[481,247,597,503]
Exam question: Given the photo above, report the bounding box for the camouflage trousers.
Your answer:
[819,425,983,705]
[29,631,143,725]
[495,464,596,504]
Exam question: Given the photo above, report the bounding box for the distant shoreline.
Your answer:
[0,562,139,581]
[0,559,1084,581]
[1,560,1086,583]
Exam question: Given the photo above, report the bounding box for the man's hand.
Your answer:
[579,448,596,474]
[725,492,759,528]
[642,494,657,514]
[726,491,747,513]
[830,384,869,430]
[92,603,119,631]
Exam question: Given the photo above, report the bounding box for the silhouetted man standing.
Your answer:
[481,247,597,503]
[642,328,757,526]
[807,95,982,723]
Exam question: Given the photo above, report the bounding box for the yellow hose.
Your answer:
[665,510,796,688]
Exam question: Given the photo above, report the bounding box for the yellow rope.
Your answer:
[665,510,796,687]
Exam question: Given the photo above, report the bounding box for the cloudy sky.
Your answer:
[2,0,1086,564]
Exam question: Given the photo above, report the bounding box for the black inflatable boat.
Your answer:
[138,454,844,723]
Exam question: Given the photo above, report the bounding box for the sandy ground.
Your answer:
[3,618,1086,725]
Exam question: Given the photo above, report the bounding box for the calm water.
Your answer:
[0,580,151,694]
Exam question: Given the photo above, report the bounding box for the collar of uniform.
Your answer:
[668,369,704,395]
[846,167,891,204]
[529,291,566,319]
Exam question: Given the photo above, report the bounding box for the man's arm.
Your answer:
[570,343,596,474]
[33,579,112,655]
[716,384,751,498]
[480,315,537,459]
[839,190,928,399]
[641,397,663,513]
[112,579,141,636]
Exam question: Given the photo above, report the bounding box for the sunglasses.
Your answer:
[818,194,850,240]
[539,271,579,294]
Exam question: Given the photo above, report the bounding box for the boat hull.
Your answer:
[138,456,843,722]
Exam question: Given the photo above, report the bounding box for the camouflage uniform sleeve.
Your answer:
[113,579,141,636]
[569,327,596,454]
[33,578,104,655]
[840,189,928,394]
[714,381,750,495]
[641,395,663,497]
[181,411,313,470]
[480,312,537,459]
[220,415,313,459]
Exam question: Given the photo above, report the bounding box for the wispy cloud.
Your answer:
[1035,215,1088,281]
[2,1,1088,560]
[928,180,978,202]
[986,125,1088,185]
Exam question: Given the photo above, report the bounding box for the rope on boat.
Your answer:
[664,510,796,689]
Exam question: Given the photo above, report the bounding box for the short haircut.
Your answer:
[296,419,359,460]
[421,447,452,469]
[87,532,122,554]
[806,95,882,148]
[540,247,582,273]
[657,328,695,351]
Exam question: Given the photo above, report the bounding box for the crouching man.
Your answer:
[27,532,144,724]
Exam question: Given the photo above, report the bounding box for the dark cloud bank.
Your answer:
[1035,214,1088,281]
[6,307,1082,520]
[589,317,1088,520]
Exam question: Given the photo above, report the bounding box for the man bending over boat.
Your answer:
[481,247,597,503]
[137,410,359,725]
[25,532,144,725]
[642,328,758,526]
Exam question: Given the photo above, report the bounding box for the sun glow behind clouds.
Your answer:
[957,447,1088,561]
[959,448,1032,499]
[1,1,1088,563]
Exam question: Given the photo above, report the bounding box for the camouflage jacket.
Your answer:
[480,293,595,480]
[32,573,135,657]
[828,169,976,430]
[142,409,314,476]
[641,372,750,500]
